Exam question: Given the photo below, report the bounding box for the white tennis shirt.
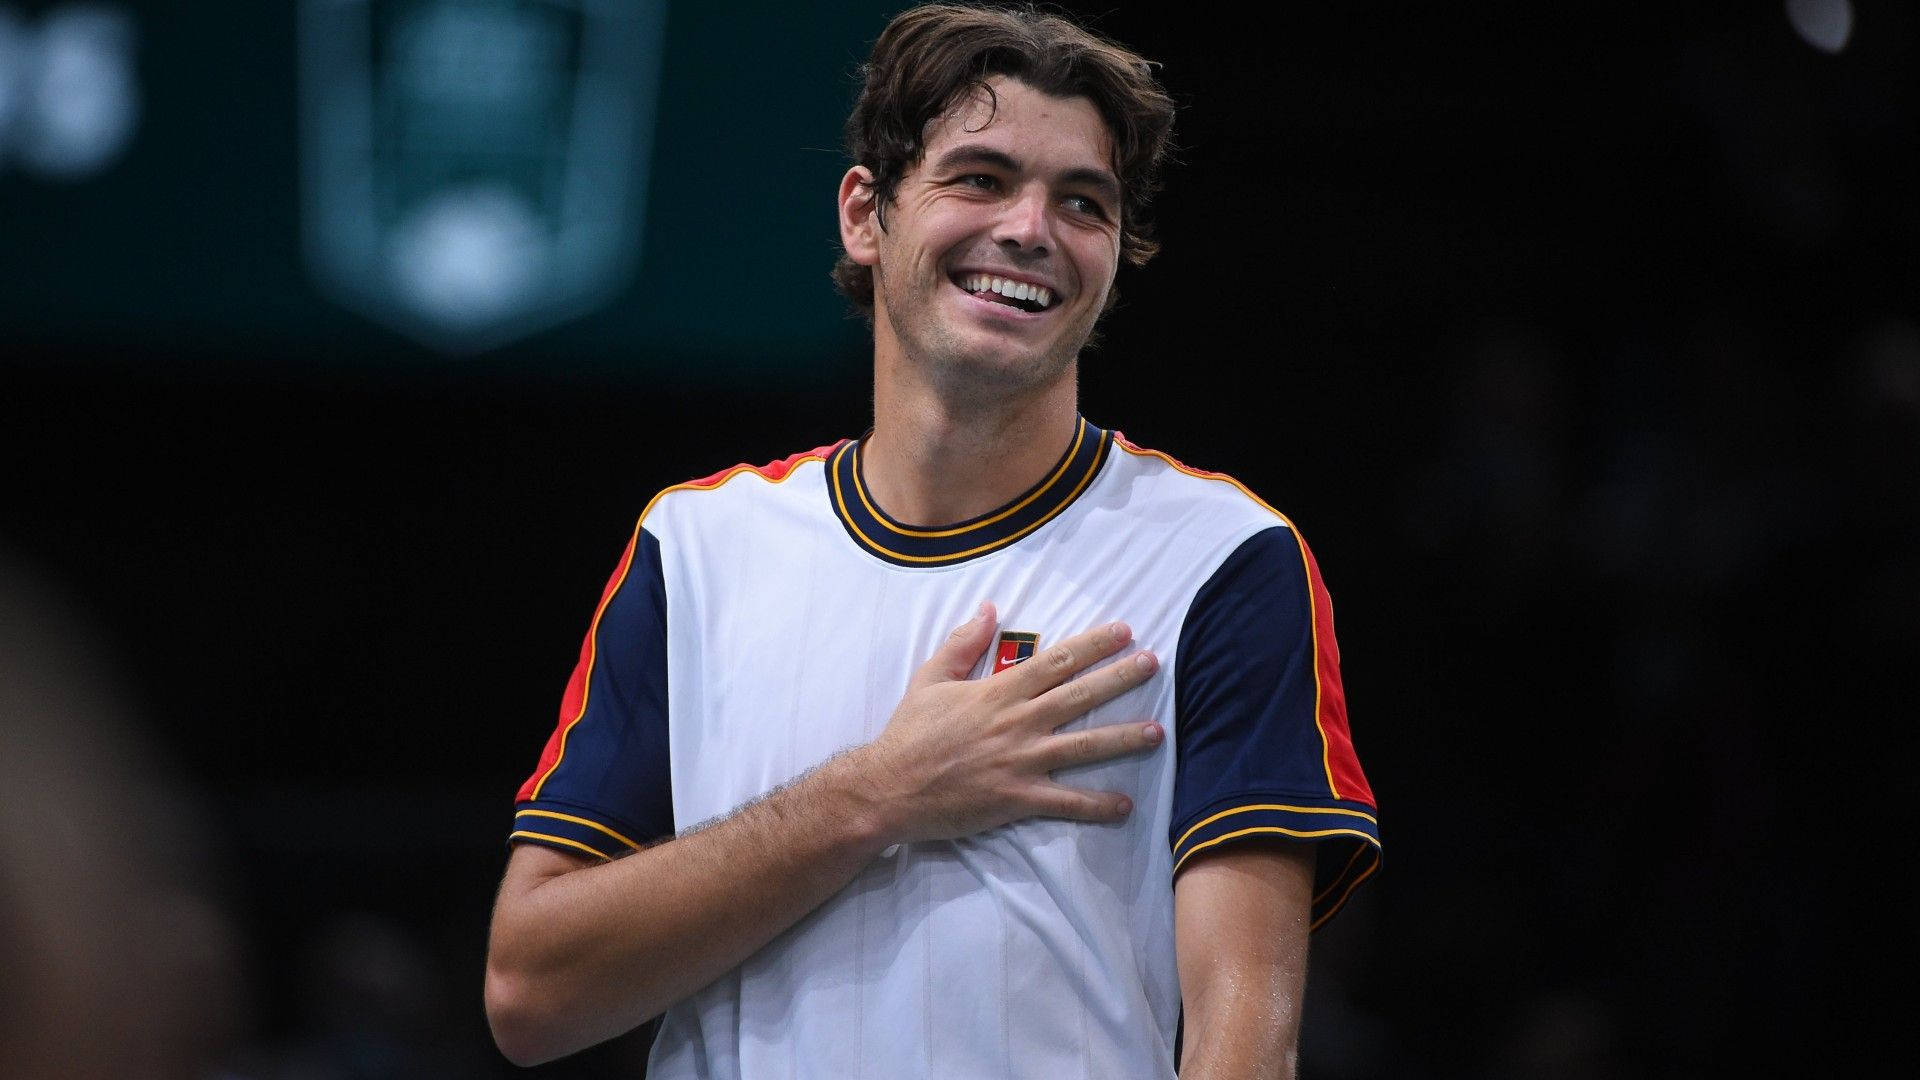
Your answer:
[512,417,1380,1078]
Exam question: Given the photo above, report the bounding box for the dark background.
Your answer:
[3,1,1914,1076]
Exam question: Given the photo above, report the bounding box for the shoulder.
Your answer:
[639,440,845,530]
[1100,429,1301,541]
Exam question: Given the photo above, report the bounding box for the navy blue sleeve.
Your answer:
[510,525,674,860]
[1172,524,1381,928]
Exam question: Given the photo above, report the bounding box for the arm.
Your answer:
[1166,523,1381,1076]
[1174,843,1317,1080]
[486,751,894,1066]
[485,606,1165,1066]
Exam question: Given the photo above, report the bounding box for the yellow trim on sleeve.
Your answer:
[515,808,641,850]
[1172,824,1379,876]
[1172,802,1378,855]
[1314,838,1375,906]
[1307,856,1382,932]
[1171,826,1382,931]
[509,830,612,861]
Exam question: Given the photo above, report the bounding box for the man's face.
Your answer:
[847,76,1124,399]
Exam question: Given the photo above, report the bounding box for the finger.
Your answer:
[1025,648,1159,727]
[1001,620,1134,697]
[913,601,998,685]
[1026,780,1133,824]
[1036,720,1164,772]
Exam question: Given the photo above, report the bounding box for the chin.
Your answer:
[933,340,1078,397]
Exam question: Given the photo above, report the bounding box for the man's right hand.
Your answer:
[487,602,1161,1065]
[854,601,1163,844]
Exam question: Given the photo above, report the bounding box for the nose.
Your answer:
[993,185,1052,258]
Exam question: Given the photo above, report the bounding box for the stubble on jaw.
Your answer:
[881,290,1089,417]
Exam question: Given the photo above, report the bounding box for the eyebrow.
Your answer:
[930,143,1123,208]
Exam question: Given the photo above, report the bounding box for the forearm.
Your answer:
[1179,991,1301,1080]
[486,750,892,1065]
[1174,846,1315,1080]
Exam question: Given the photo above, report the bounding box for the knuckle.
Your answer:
[1046,646,1077,673]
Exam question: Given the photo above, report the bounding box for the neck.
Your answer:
[862,349,1081,528]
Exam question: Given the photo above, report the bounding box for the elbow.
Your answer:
[485,963,569,1068]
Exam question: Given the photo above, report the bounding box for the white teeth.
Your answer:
[958,273,1053,310]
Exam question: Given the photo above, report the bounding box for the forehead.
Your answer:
[921,75,1115,170]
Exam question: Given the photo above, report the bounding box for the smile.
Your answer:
[952,272,1056,314]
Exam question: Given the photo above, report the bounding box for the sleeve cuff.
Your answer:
[508,801,648,862]
[1172,796,1382,930]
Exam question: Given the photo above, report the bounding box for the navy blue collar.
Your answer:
[827,416,1113,567]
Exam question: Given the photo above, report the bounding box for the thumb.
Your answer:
[917,602,997,684]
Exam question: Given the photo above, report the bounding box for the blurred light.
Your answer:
[0,3,139,180]
[300,0,668,354]
[0,9,23,149]
[1785,0,1853,54]
[389,183,549,329]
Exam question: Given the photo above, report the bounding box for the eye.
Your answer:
[1063,194,1110,219]
[959,173,999,191]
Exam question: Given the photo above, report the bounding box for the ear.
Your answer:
[838,166,881,267]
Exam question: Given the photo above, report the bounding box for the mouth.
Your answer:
[951,271,1057,315]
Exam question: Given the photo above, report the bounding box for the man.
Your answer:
[486,5,1380,1077]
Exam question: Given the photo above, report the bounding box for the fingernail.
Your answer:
[1115,796,1133,816]
[1134,652,1156,673]
[976,601,992,621]
[1143,722,1163,743]
[1110,621,1131,644]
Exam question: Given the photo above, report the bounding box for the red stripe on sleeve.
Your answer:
[517,524,642,803]
[516,443,841,804]
[681,442,845,491]
[1299,534,1374,806]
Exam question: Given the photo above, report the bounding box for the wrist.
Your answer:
[811,746,903,859]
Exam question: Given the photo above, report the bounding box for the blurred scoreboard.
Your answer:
[1,0,896,375]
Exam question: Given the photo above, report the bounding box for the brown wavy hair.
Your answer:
[832,3,1177,313]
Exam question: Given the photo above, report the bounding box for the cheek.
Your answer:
[918,219,977,262]
[1071,234,1122,291]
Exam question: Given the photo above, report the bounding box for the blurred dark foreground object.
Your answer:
[0,551,241,1079]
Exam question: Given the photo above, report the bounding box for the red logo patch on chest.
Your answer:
[992,631,1040,674]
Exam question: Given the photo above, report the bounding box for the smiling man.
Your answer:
[485,5,1380,1078]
